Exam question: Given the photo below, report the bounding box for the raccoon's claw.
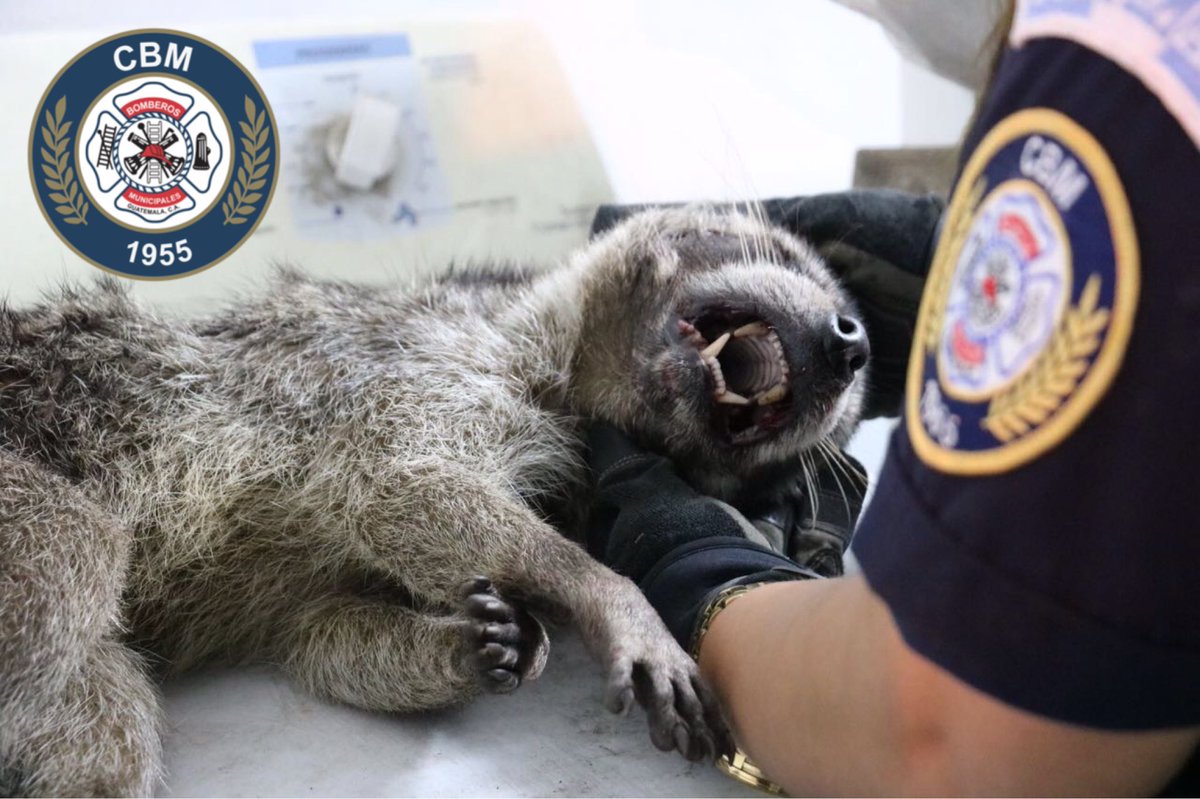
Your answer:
[604,649,734,763]
[460,576,550,694]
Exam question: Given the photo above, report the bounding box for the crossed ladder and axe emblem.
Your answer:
[121,120,186,181]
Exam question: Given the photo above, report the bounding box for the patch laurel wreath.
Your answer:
[982,274,1109,443]
[222,95,271,226]
[922,178,986,352]
[39,96,89,226]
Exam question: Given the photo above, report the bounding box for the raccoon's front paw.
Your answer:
[603,640,733,763]
[460,576,550,694]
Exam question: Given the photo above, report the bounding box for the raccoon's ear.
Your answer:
[624,237,678,289]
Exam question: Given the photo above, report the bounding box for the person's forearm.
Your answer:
[699,577,915,794]
[698,575,1200,796]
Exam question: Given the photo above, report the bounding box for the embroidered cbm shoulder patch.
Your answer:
[906,108,1139,475]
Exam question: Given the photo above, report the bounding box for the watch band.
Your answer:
[689,582,764,660]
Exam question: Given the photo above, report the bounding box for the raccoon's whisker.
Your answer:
[815,438,852,486]
[750,198,768,229]
[742,210,763,265]
[736,223,752,267]
[754,204,769,263]
[799,450,819,524]
[821,439,867,493]
[816,439,867,526]
[744,199,772,261]
[815,440,853,522]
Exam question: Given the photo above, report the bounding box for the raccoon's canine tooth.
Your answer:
[759,384,787,404]
[732,321,768,338]
[715,390,750,405]
[700,332,731,358]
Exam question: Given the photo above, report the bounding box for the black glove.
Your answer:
[592,190,944,418]
[584,424,865,650]
[741,447,867,578]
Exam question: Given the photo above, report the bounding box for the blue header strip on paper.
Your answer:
[253,34,411,69]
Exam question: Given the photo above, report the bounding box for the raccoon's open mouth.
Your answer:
[679,308,795,446]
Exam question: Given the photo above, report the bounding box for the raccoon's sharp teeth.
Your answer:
[758,384,788,404]
[701,332,731,358]
[715,390,750,405]
[732,321,769,338]
[704,355,726,393]
[767,330,789,377]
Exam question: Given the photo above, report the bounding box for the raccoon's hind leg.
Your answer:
[277,593,480,712]
[460,576,550,694]
[0,450,163,796]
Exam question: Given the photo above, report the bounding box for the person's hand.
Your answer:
[592,190,944,418]
[584,423,765,584]
[584,424,865,649]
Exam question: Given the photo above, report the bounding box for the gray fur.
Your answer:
[0,208,864,795]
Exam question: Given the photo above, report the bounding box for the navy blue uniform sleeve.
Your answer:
[854,29,1200,736]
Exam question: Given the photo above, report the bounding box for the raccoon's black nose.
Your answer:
[824,313,869,381]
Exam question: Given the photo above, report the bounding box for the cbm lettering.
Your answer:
[113,42,193,73]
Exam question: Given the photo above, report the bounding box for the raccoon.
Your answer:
[0,207,867,795]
